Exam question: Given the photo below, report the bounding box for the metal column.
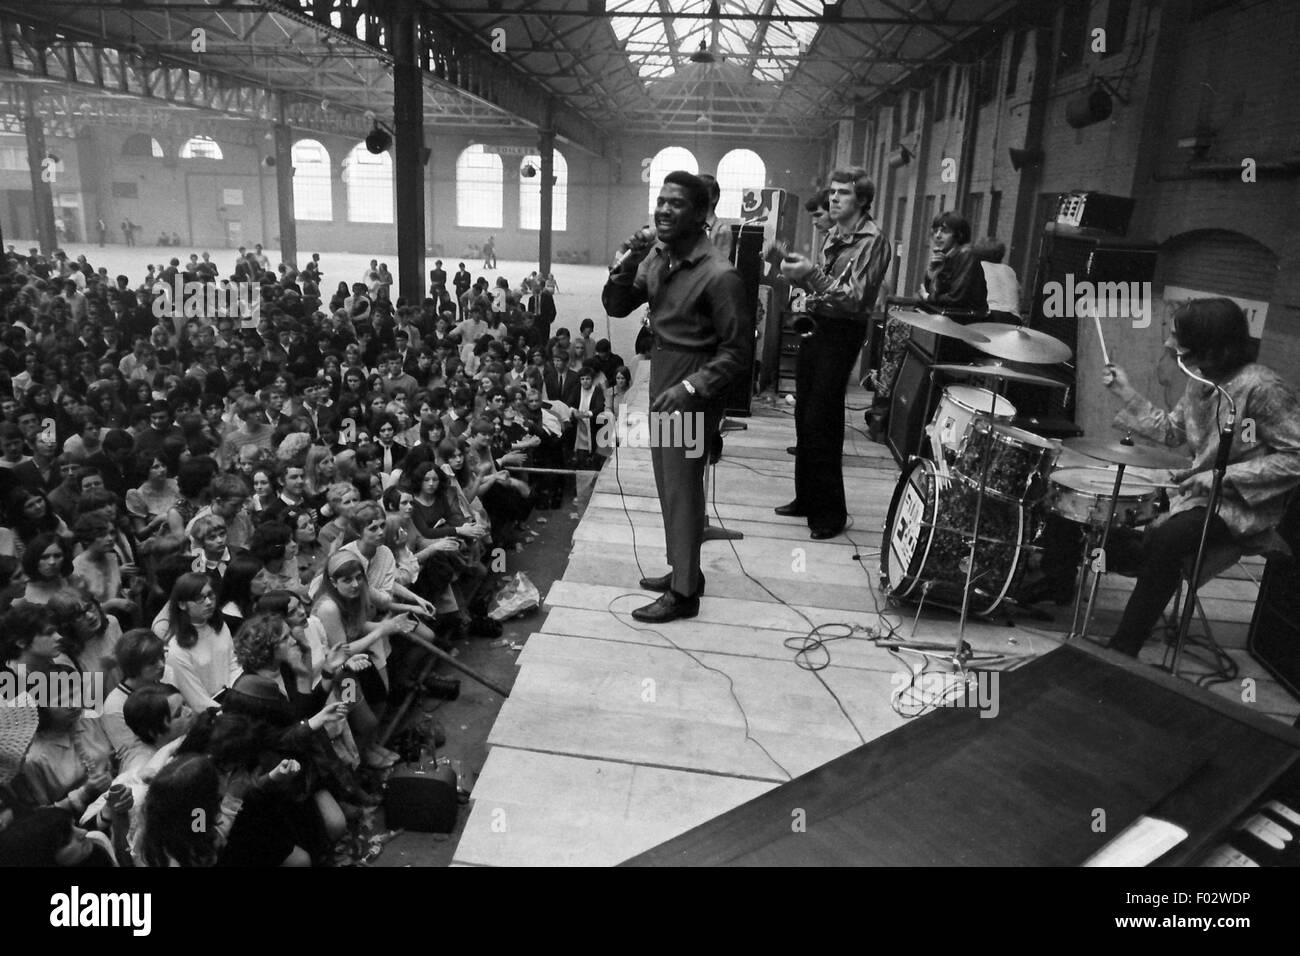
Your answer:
[392,1,426,305]
[538,124,554,276]
[23,90,58,254]
[274,99,298,266]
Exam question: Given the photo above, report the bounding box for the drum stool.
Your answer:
[1170,541,1248,655]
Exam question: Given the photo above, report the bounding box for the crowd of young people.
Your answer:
[0,243,631,866]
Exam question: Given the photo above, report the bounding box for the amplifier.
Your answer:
[1055,191,1134,235]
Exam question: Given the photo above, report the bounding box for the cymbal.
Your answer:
[890,309,990,344]
[1064,437,1189,470]
[930,363,1068,389]
[966,323,1073,364]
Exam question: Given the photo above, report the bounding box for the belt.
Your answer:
[654,338,714,354]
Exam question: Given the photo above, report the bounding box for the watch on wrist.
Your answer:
[680,379,697,397]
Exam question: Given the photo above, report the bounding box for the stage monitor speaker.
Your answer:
[1247,496,1300,699]
[886,341,937,467]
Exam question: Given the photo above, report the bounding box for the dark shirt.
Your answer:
[601,232,748,401]
[923,244,988,316]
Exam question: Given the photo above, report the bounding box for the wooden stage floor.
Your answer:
[452,366,1298,866]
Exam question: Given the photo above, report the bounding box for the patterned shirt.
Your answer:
[1114,362,1300,552]
[802,212,893,322]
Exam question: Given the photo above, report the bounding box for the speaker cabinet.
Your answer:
[886,342,939,467]
[1248,497,1300,699]
[1015,223,1159,422]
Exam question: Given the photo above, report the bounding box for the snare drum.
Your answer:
[1047,467,1163,529]
[881,458,1030,617]
[954,420,1060,502]
[928,385,1016,463]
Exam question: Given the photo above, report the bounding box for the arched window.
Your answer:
[716,149,767,219]
[647,146,698,217]
[292,139,333,222]
[519,149,568,232]
[343,143,393,224]
[122,134,164,158]
[457,145,503,229]
[179,135,222,160]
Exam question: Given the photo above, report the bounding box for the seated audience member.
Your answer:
[151,572,237,712]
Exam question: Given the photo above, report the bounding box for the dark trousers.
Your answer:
[794,319,868,531]
[649,347,723,598]
[1109,508,1235,656]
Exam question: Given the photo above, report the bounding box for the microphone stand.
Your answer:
[1170,356,1237,677]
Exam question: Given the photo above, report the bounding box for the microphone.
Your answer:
[1175,354,1237,472]
[610,226,655,272]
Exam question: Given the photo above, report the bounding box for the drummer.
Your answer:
[1102,298,1300,657]
[867,212,987,441]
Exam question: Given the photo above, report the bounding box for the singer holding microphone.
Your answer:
[777,167,893,539]
[602,171,749,623]
[1102,298,1300,656]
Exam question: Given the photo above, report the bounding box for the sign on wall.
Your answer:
[1162,285,1268,338]
[222,188,244,206]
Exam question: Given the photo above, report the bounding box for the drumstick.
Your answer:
[1093,313,1112,367]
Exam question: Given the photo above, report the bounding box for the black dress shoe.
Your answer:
[786,446,797,455]
[639,571,705,595]
[774,501,808,517]
[631,590,700,623]
[810,526,843,540]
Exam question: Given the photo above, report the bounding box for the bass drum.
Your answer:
[881,458,1030,617]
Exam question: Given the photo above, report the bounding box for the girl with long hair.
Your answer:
[151,572,236,712]
[311,551,410,768]
[302,444,336,498]
[125,452,180,541]
[22,532,76,606]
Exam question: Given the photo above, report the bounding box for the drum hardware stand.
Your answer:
[1170,357,1237,677]
[947,391,1012,666]
[1066,527,1100,640]
[1068,448,1130,643]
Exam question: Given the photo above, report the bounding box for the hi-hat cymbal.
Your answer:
[930,363,1068,389]
[1064,437,1189,470]
[890,309,990,344]
[966,323,1073,364]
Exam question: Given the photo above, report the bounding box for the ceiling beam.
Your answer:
[413,9,987,26]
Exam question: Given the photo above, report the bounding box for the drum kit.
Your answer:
[879,308,1189,655]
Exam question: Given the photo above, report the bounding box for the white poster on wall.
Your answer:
[1162,285,1268,338]
[222,188,244,206]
